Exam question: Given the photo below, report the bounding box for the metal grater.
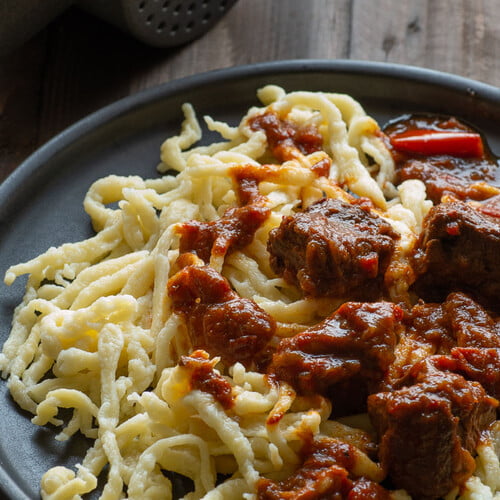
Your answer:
[0,0,239,56]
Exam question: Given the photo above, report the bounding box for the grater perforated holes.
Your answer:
[133,0,239,47]
[170,23,179,36]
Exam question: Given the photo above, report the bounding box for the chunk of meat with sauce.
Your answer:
[444,292,500,348]
[412,200,500,310]
[267,198,399,300]
[405,292,500,351]
[368,366,497,499]
[167,264,275,367]
[387,292,500,388]
[384,114,500,204]
[450,348,500,401]
[412,348,500,403]
[177,203,269,263]
[249,111,324,163]
[405,300,455,349]
[269,301,403,416]
[257,437,388,500]
[385,300,456,388]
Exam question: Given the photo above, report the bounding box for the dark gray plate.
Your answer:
[0,60,499,499]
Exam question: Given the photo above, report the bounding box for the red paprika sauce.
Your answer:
[179,350,234,410]
[384,114,500,203]
[249,110,324,162]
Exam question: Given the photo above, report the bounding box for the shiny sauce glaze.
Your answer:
[267,198,399,301]
[167,264,275,368]
[384,114,500,203]
[176,164,271,263]
[369,364,497,499]
[411,200,500,310]
[176,204,269,263]
[179,350,234,409]
[249,110,324,162]
[257,437,389,500]
[445,347,500,401]
[268,301,403,417]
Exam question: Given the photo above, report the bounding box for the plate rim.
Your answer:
[1,59,499,204]
[0,58,499,499]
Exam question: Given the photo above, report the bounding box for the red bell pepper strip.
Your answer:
[389,129,484,158]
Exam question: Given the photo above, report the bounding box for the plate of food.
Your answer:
[1,60,500,500]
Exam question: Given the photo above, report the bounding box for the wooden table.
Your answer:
[1,0,499,183]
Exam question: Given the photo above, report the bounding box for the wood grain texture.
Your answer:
[0,33,47,180]
[0,0,499,182]
[350,0,500,84]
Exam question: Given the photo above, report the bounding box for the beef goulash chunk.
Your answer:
[385,300,456,388]
[404,349,500,405]
[412,200,500,309]
[368,362,498,499]
[267,198,399,300]
[257,437,389,500]
[387,291,500,386]
[404,292,500,353]
[447,347,500,402]
[404,299,455,351]
[269,301,403,416]
[444,292,500,348]
[167,264,275,367]
[384,114,500,204]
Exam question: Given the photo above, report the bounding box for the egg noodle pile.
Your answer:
[2,85,500,499]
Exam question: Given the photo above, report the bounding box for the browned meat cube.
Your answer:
[267,198,399,300]
[413,201,500,310]
[444,292,500,348]
[368,368,497,499]
[448,347,500,402]
[385,292,500,389]
[269,301,403,416]
[168,264,275,367]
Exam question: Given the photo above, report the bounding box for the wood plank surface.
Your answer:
[0,0,499,182]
